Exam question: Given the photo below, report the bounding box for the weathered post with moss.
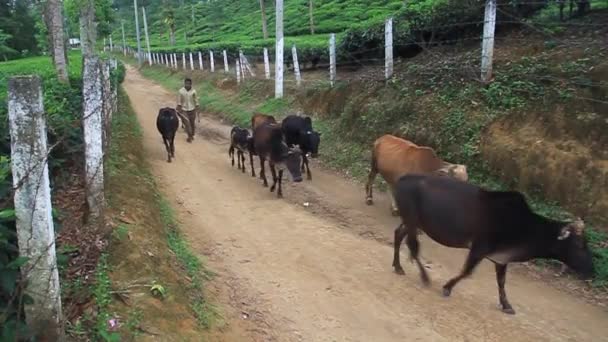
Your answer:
[82,56,105,222]
[8,75,63,339]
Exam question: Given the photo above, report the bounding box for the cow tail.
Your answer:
[370,148,378,174]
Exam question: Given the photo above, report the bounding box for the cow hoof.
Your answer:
[442,287,452,297]
[391,210,399,217]
[421,275,431,287]
[365,198,373,205]
[167,159,172,163]
[501,307,516,315]
[394,267,405,275]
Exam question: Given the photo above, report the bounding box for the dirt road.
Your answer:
[123,66,608,342]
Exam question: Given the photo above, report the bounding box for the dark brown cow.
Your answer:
[252,122,303,197]
[250,113,278,179]
[229,126,250,173]
[365,134,467,215]
[392,174,594,315]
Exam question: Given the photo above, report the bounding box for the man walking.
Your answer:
[177,78,199,142]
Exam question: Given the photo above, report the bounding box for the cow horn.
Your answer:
[557,227,571,240]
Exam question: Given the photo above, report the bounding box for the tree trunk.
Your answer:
[169,27,176,46]
[309,0,315,35]
[79,0,96,57]
[259,0,268,39]
[45,0,69,82]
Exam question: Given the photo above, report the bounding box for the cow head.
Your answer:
[557,217,594,279]
[304,130,321,158]
[284,146,303,182]
[436,163,468,182]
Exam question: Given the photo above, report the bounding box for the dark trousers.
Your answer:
[185,110,196,139]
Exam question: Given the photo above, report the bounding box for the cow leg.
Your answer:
[270,164,278,193]
[406,228,430,286]
[365,167,377,205]
[249,153,256,177]
[442,243,487,297]
[303,154,312,180]
[240,152,246,173]
[277,170,284,198]
[389,190,399,216]
[495,263,515,314]
[170,135,176,158]
[260,158,268,187]
[163,137,171,163]
[229,146,235,167]
[392,224,408,275]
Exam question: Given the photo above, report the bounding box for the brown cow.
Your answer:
[251,113,277,132]
[250,113,278,179]
[365,134,467,215]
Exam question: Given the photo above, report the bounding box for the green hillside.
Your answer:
[113,0,562,63]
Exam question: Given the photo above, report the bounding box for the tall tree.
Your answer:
[162,5,176,45]
[45,0,69,82]
[79,0,97,56]
[259,0,268,39]
[308,0,314,34]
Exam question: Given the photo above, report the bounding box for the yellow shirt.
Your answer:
[178,87,198,111]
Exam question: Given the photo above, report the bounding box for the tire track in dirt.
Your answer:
[123,65,608,342]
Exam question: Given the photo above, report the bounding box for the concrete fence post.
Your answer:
[8,75,64,340]
[82,56,105,222]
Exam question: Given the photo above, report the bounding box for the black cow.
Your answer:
[252,122,303,197]
[281,115,321,180]
[392,174,594,315]
[156,107,179,163]
[229,126,251,173]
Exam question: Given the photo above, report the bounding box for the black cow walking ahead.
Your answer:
[392,174,593,315]
[281,115,321,180]
[228,126,251,173]
[156,107,180,163]
[252,122,303,197]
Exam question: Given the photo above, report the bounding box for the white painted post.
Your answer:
[240,51,256,77]
[133,0,143,66]
[292,44,302,87]
[236,60,241,84]
[263,47,270,79]
[481,0,496,83]
[210,51,215,72]
[182,52,186,69]
[121,21,126,56]
[103,38,107,51]
[173,53,177,69]
[385,18,393,80]
[101,61,112,152]
[199,51,204,70]
[190,52,195,70]
[109,35,113,51]
[275,0,284,98]
[223,50,229,72]
[142,7,152,65]
[329,33,336,87]
[82,56,105,222]
[8,76,63,338]
[239,50,246,80]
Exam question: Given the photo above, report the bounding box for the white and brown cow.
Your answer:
[365,134,467,215]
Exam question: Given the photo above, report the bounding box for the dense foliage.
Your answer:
[0,0,41,60]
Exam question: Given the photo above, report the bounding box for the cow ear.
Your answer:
[557,226,571,240]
